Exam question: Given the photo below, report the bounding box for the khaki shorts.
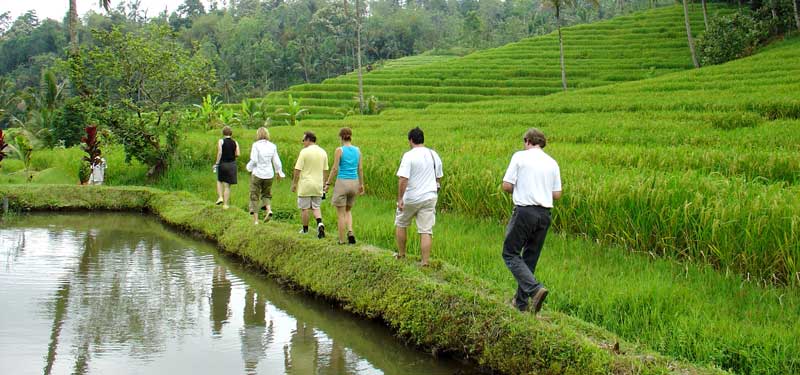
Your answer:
[331,179,359,207]
[249,175,273,213]
[297,196,322,210]
[395,198,437,235]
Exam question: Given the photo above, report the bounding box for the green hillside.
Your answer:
[262,4,731,119]
[288,35,800,374]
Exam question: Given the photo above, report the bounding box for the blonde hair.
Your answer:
[256,127,269,141]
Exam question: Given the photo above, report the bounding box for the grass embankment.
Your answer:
[254,5,730,118]
[0,184,724,375]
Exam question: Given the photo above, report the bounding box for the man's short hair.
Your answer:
[339,127,352,141]
[222,126,233,137]
[524,128,546,148]
[408,127,424,145]
[303,131,317,143]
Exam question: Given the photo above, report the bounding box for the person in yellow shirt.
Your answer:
[291,131,329,238]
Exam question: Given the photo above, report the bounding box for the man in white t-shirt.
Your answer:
[501,128,562,314]
[395,127,443,266]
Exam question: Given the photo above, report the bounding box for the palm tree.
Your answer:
[68,1,111,52]
[543,0,598,91]
[701,0,709,31]
[355,0,365,114]
[68,1,111,95]
[344,0,365,113]
[681,0,700,68]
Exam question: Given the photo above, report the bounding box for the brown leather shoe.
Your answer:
[531,287,549,314]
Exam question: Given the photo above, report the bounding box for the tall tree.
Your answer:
[86,25,215,177]
[69,0,79,54]
[68,0,111,53]
[701,0,709,30]
[68,0,111,96]
[543,0,597,91]
[355,0,364,113]
[681,0,700,68]
[793,0,800,30]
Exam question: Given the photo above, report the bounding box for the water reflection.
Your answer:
[240,287,272,374]
[211,265,232,335]
[0,213,480,375]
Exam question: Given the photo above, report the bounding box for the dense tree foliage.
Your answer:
[2,0,665,100]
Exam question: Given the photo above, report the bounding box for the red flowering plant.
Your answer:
[0,129,8,168]
[79,125,101,184]
[81,125,101,166]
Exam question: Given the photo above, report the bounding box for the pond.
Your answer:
[0,213,481,375]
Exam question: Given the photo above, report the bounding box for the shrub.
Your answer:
[52,97,89,148]
[696,12,768,66]
[78,161,91,184]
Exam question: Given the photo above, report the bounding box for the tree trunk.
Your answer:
[356,0,365,113]
[793,0,800,30]
[701,0,709,30]
[682,0,700,68]
[69,0,79,55]
[557,6,567,91]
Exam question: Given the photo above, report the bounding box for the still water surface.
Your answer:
[0,213,479,375]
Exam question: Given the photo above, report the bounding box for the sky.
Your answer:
[2,0,190,22]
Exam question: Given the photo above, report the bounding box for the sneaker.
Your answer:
[264,212,273,223]
[299,228,309,234]
[317,223,325,239]
[215,198,223,205]
[530,287,549,314]
[347,231,356,245]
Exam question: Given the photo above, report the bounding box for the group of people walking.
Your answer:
[213,125,562,315]
[213,125,365,245]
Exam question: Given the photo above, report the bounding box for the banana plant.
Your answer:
[193,94,223,129]
[275,94,308,126]
[6,133,33,182]
[239,98,266,128]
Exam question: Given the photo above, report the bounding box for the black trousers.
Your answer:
[502,205,551,309]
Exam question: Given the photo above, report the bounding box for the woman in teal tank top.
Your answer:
[325,127,364,245]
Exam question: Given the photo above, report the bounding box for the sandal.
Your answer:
[393,253,405,260]
[347,231,356,245]
[215,198,224,205]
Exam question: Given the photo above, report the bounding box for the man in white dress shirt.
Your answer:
[501,128,562,314]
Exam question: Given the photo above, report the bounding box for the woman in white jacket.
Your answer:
[246,127,285,224]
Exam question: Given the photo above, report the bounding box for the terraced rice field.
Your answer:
[258,4,732,119]
[301,36,800,287]
[273,36,799,374]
